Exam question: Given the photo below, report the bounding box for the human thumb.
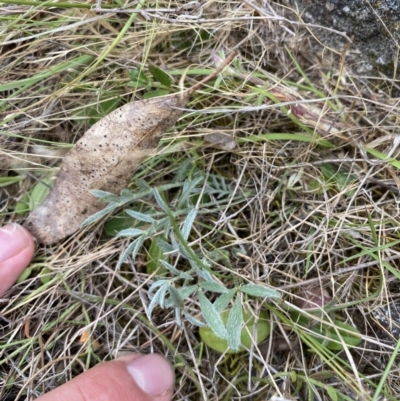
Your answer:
[37,353,175,401]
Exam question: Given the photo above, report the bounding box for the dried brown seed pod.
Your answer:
[24,53,236,245]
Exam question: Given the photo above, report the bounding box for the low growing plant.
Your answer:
[83,171,281,352]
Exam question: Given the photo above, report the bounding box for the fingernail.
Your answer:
[0,224,32,263]
[126,354,175,396]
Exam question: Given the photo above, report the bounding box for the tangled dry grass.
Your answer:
[1,1,400,400]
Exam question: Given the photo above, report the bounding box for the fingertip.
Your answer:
[124,353,175,398]
[36,353,175,401]
[0,223,35,295]
[0,223,35,257]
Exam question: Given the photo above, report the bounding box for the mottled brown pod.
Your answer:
[24,53,235,244]
[24,93,189,244]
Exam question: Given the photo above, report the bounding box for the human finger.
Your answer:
[37,353,175,401]
[0,223,35,297]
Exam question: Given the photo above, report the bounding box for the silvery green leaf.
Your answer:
[169,286,182,308]
[156,238,175,253]
[130,235,145,258]
[117,235,144,268]
[149,279,168,293]
[177,176,203,208]
[178,285,197,299]
[121,188,132,197]
[159,260,192,280]
[173,159,193,183]
[197,268,214,282]
[200,281,229,294]
[159,182,185,192]
[170,232,192,260]
[145,225,157,237]
[160,260,180,275]
[137,179,151,191]
[179,272,193,280]
[198,291,227,340]
[153,216,168,228]
[181,208,198,240]
[89,189,113,198]
[153,188,169,213]
[90,189,118,201]
[177,241,195,261]
[121,183,182,208]
[214,288,237,312]
[117,228,145,237]
[162,219,171,237]
[240,284,281,299]
[81,203,116,227]
[125,209,155,223]
[201,258,211,269]
[120,188,134,200]
[148,282,168,317]
[122,188,152,203]
[177,180,190,205]
[184,311,206,327]
[164,298,174,308]
[158,283,169,308]
[227,296,243,351]
[175,307,182,327]
[170,232,180,252]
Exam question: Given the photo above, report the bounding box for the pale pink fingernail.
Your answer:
[0,223,33,263]
[126,354,175,396]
